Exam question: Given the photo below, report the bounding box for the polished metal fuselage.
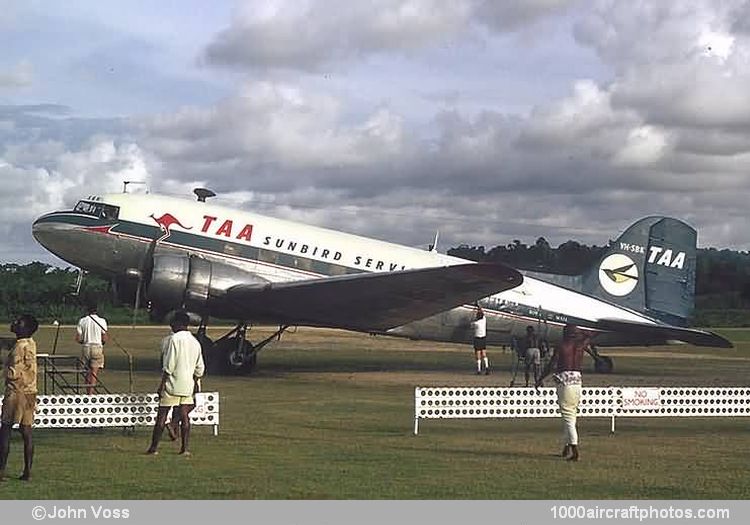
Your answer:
[31,193,672,349]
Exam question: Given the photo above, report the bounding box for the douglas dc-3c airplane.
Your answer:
[32,189,731,374]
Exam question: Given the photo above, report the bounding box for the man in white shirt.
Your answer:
[146,311,205,457]
[472,305,490,375]
[75,304,108,394]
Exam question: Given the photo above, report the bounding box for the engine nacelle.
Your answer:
[147,254,268,314]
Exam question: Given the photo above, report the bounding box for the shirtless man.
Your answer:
[537,324,588,461]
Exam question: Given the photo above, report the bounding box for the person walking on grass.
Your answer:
[537,323,588,461]
[146,311,204,457]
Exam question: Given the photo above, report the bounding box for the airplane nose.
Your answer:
[33,211,143,274]
[31,213,82,264]
[32,215,48,245]
[32,215,58,248]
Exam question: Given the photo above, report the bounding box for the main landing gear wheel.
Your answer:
[221,336,257,374]
[197,324,256,374]
[198,321,290,376]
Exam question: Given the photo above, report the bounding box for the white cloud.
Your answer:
[699,29,735,61]
[521,80,636,149]
[0,129,151,263]
[0,60,33,88]
[203,0,576,71]
[614,125,669,167]
[204,0,472,71]
[573,1,734,67]
[139,80,411,178]
[7,0,750,265]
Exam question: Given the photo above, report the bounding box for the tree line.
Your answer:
[0,262,146,325]
[2,240,750,326]
[449,238,750,326]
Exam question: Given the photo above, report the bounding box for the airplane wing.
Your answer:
[594,318,733,348]
[223,263,522,331]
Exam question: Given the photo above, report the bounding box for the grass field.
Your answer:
[1,325,750,499]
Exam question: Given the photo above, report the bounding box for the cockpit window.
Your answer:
[73,201,120,220]
[74,201,100,215]
[101,204,119,220]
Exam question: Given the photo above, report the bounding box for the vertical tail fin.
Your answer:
[582,217,697,326]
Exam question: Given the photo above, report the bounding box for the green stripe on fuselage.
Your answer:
[35,213,109,227]
[109,219,364,278]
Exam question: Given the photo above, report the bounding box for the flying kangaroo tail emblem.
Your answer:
[150,213,192,242]
[598,254,640,297]
[603,263,638,284]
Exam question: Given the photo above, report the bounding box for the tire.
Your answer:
[218,336,257,375]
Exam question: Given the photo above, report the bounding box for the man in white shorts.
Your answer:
[146,311,205,457]
[76,304,108,394]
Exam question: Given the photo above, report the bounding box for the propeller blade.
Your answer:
[132,238,159,327]
[132,278,142,327]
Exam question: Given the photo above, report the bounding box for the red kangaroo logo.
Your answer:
[150,213,192,242]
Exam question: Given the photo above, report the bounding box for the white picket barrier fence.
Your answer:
[413,386,750,434]
[1,392,220,435]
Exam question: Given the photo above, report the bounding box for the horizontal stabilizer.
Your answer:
[224,263,522,331]
[594,319,733,348]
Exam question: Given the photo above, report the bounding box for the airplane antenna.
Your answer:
[428,230,440,252]
[123,180,146,193]
[194,188,217,202]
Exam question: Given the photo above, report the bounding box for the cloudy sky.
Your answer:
[2,0,750,265]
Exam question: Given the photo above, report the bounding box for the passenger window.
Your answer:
[294,257,312,271]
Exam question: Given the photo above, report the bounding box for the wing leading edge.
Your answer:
[223,263,523,331]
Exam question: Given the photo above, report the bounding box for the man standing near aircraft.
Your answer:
[537,324,587,461]
[76,304,108,394]
[472,305,490,375]
[0,314,39,482]
[147,311,205,456]
[522,325,542,387]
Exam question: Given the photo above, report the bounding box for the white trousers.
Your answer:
[556,383,582,446]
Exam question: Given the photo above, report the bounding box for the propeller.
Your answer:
[131,237,159,327]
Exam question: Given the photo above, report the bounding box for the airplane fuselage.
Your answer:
[33,193,663,347]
